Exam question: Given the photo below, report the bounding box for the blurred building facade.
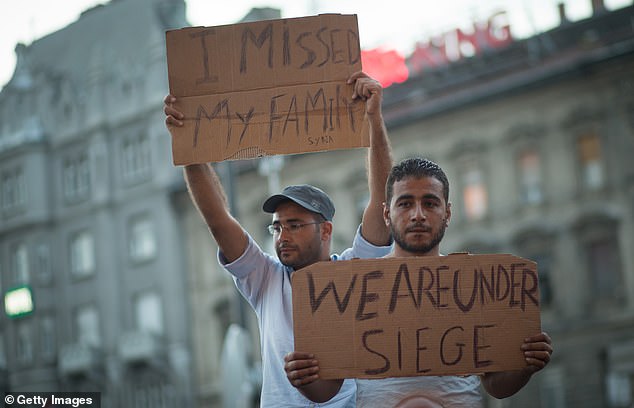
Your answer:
[0,1,633,408]
[219,2,634,407]
[380,4,634,407]
[0,0,200,406]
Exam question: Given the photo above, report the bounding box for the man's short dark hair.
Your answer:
[386,157,450,204]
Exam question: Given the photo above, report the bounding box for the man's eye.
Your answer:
[288,224,302,231]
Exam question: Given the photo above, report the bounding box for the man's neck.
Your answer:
[390,247,440,257]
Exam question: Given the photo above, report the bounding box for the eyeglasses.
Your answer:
[267,222,323,235]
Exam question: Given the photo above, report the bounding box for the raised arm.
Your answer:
[349,72,393,246]
[165,95,248,262]
[482,332,553,399]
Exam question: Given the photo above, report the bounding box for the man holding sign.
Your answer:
[164,70,392,407]
[284,157,553,407]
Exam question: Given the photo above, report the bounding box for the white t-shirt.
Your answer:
[356,376,483,408]
[220,227,391,408]
[356,252,484,408]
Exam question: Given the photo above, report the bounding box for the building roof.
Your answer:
[383,5,634,127]
[5,0,186,93]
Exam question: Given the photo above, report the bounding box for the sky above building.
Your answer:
[1,0,631,88]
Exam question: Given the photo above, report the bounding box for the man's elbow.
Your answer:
[482,371,531,400]
[484,387,517,400]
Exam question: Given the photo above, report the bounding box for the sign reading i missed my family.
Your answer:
[165,14,368,164]
[292,253,542,379]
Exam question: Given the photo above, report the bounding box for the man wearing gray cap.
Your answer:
[164,71,393,407]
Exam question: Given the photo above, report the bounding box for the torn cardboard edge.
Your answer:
[169,80,370,164]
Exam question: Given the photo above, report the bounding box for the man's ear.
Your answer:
[446,201,452,225]
[383,202,391,227]
[320,221,333,241]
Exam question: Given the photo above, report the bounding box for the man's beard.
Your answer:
[276,234,322,270]
[391,220,447,255]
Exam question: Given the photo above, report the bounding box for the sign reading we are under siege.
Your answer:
[292,253,541,379]
[165,14,369,164]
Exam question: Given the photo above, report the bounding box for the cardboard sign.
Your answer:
[165,14,369,164]
[292,254,542,379]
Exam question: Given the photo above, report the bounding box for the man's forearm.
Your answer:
[184,164,230,224]
[183,163,247,262]
[362,113,393,245]
[367,113,392,201]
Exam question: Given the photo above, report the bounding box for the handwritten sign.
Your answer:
[165,14,369,164]
[292,254,541,379]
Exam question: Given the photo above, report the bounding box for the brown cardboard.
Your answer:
[292,254,542,379]
[165,14,368,164]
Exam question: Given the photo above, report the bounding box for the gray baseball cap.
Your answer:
[262,184,335,221]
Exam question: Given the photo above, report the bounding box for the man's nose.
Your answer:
[277,226,292,241]
[411,203,426,220]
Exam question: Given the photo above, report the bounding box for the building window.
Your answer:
[530,252,553,308]
[461,165,488,221]
[40,316,56,360]
[76,305,101,347]
[606,371,632,407]
[540,365,567,408]
[10,243,29,285]
[17,321,33,365]
[577,133,604,191]
[512,229,555,309]
[587,236,623,301]
[129,216,157,263]
[63,154,90,202]
[126,381,175,408]
[518,149,543,205]
[1,167,26,213]
[70,231,95,278]
[35,243,52,284]
[135,292,164,335]
[122,134,151,184]
[0,332,6,369]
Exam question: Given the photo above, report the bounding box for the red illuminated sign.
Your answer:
[361,11,513,87]
[361,48,409,87]
[407,11,512,75]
